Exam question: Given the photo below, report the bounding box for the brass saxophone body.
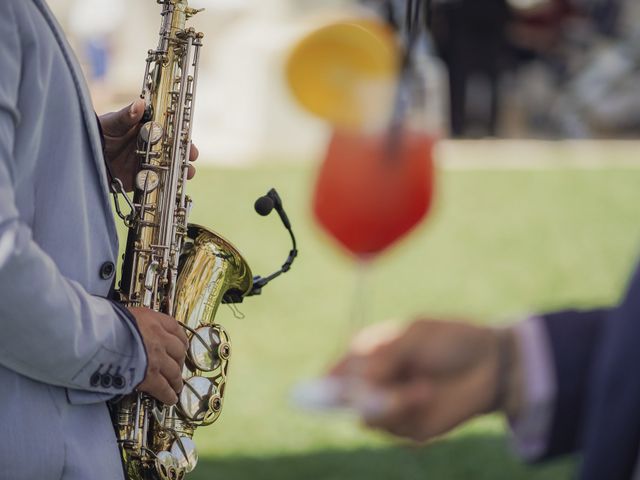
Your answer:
[112,2,252,478]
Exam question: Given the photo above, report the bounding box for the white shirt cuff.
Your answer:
[508,316,557,461]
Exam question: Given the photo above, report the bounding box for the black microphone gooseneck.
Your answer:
[247,188,298,297]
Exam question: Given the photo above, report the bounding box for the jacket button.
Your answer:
[100,373,113,389]
[113,374,126,390]
[100,261,115,280]
[90,371,102,387]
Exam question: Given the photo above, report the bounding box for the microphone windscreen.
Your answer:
[254,196,275,216]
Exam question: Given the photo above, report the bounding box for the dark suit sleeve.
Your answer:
[536,308,610,460]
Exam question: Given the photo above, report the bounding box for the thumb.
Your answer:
[100,98,146,136]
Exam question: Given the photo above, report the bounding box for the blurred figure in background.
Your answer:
[546,0,640,137]
[68,0,126,110]
[430,0,510,137]
[428,0,640,138]
[331,259,640,480]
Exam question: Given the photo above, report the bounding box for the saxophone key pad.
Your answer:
[136,169,160,192]
[139,121,164,145]
[170,436,198,474]
[179,376,218,422]
[188,326,228,371]
[155,451,181,480]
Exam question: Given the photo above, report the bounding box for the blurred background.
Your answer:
[48,0,640,478]
[50,0,640,160]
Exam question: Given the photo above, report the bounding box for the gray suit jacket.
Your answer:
[0,1,147,478]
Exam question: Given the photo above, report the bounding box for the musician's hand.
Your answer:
[99,99,198,192]
[128,306,189,405]
[329,319,523,443]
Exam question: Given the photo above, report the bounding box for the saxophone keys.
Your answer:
[139,121,164,145]
[201,393,224,425]
[209,393,222,412]
[170,436,198,474]
[187,326,229,372]
[135,169,160,193]
[179,376,217,422]
[155,451,180,480]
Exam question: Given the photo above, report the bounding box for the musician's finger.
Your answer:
[139,376,179,405]
[161,356,184,395]
[164,334,188,368]
[101,99,146,137]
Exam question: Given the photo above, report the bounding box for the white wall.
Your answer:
[47,0,334,165]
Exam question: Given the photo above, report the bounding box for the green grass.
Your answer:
[122,164,640,479]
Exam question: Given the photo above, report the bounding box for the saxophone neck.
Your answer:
[157,0,203,49]
[163,0,204,19]
[186,7,205,18]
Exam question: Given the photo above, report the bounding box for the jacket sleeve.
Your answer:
[536,308,609,460]
[0,3,146,397]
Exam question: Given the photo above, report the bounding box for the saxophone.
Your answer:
[111,2,258,478]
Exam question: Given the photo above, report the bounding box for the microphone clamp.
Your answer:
[245,188,298,298]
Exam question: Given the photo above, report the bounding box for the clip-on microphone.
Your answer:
[247,188,298,297]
